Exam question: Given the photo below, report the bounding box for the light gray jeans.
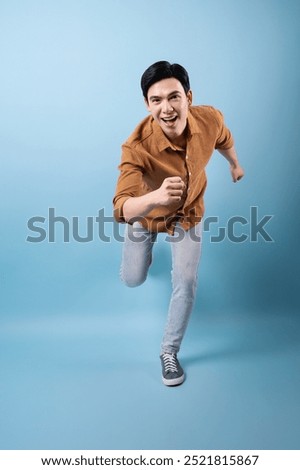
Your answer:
[120,220,203,354]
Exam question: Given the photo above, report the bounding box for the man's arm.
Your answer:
[217,146,244,182]
[123,176,185,222]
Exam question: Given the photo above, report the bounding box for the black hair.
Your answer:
[141,61,190,100]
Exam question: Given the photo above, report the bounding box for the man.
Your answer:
[113,61,244,386]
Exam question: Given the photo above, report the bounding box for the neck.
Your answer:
[171,131,187,149]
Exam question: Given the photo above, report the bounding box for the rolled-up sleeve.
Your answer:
[113,143,144,223]
[213,108,234,150]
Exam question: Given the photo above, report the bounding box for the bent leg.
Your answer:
[120,221,157,287]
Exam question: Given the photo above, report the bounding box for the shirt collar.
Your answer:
[151,109,197,152]
[152,119,175,152]
[186,109,198,136]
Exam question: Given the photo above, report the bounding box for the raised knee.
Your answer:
[121,274,147,288]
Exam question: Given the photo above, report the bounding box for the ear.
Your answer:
[187,90,193,106]
[144,97,151,112]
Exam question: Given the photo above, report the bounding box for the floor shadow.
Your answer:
[182,312,300,367]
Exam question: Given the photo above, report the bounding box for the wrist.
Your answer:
[148,189,160,207]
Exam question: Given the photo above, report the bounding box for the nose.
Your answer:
[161,99,174,114]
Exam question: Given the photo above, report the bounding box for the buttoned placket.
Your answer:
[178,151,191,228]
[185,152,192,195]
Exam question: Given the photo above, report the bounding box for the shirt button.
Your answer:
[189,172,192,176]
[186,155,189,159]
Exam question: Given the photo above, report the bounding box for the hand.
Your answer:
[154,176,185,206]
[230,164,244,183]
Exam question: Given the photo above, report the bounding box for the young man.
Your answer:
[113,61,244,386]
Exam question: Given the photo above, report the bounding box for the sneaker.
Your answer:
[160,353,185,386]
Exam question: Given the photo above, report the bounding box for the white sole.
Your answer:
[162,373,185,387]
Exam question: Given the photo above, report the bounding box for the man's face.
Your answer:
[145,78,192,143]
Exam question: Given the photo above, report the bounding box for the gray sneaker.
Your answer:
[160,353,185,386]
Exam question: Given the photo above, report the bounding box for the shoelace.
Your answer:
[161,353,178,373]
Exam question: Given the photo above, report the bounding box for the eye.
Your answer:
[171,94,180,100]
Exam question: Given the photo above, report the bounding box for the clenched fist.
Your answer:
[153,176,185,206]
[230,164,244,183]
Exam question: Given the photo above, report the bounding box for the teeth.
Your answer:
[163,116,177,122]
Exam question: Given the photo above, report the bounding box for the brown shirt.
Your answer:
[113,105,234,234]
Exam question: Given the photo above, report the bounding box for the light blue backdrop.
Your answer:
[0,0,299,451]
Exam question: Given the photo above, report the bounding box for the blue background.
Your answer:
[0,0,299,450]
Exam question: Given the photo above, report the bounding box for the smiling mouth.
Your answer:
[161,116,178,124]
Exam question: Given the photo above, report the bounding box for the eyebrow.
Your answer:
[149,90,182,101]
